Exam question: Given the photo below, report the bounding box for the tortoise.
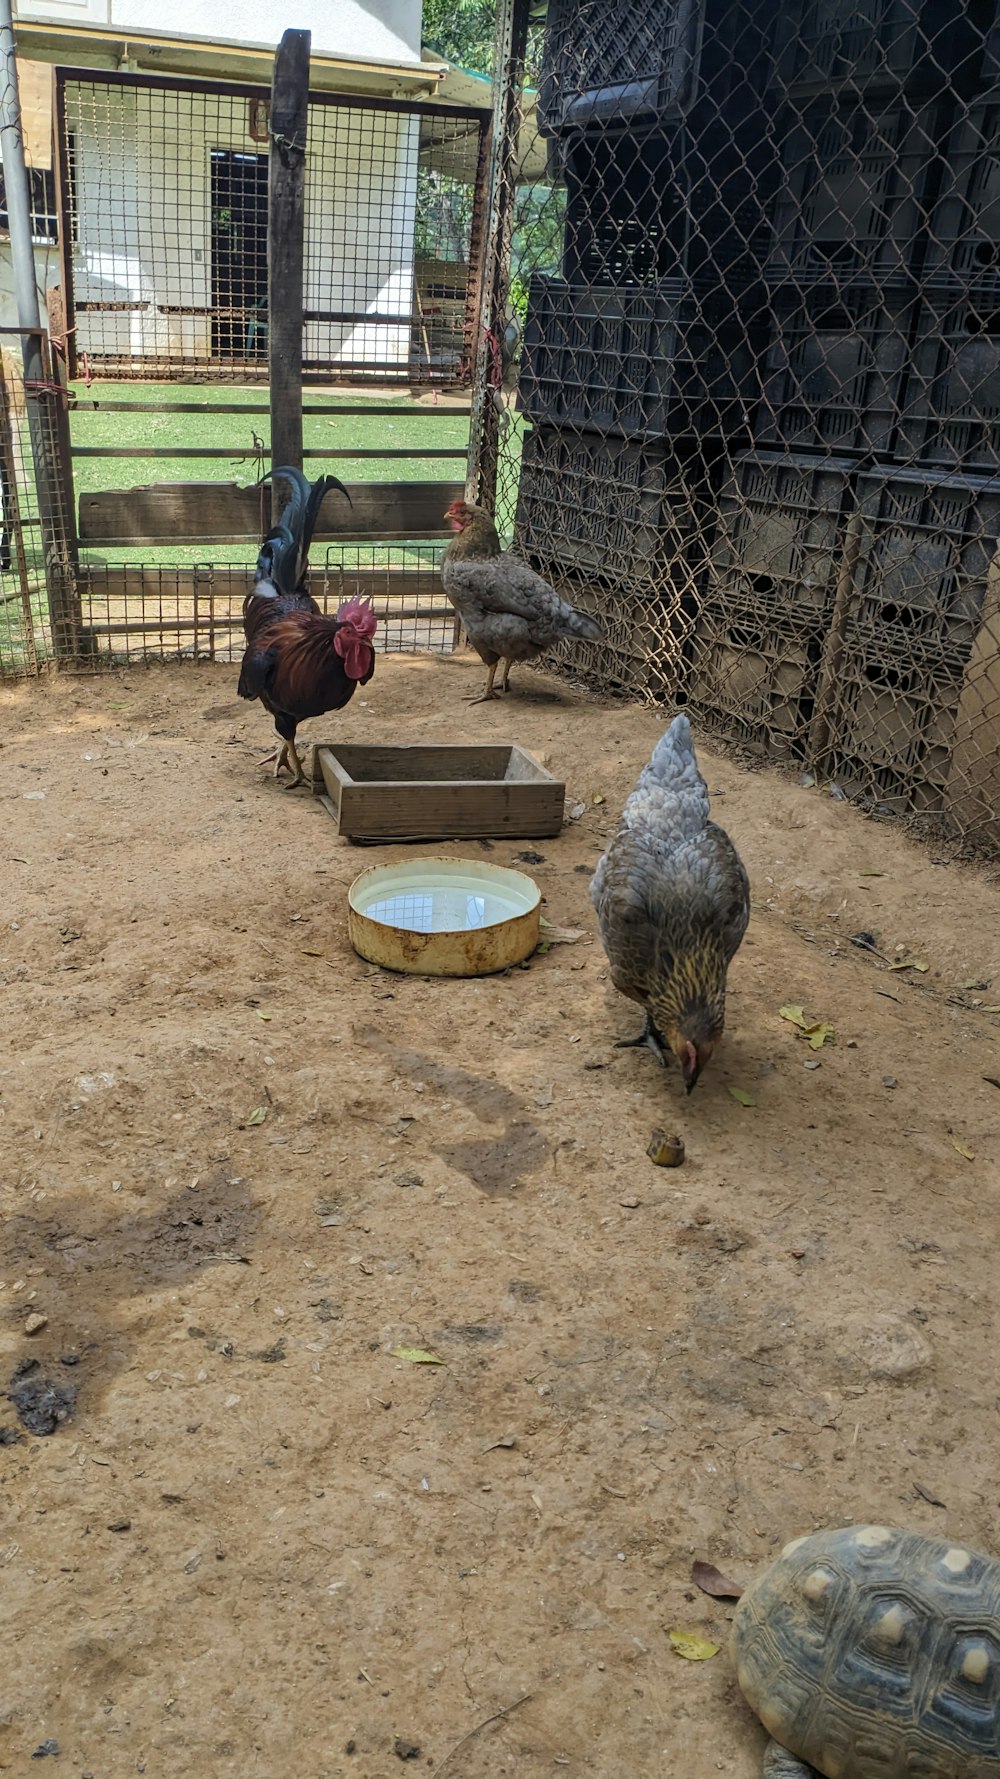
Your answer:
[731,1524,1000,1779]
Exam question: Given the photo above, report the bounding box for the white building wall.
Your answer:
[0,241,60,330]
[62,84,420,370]
[15,0,422,64]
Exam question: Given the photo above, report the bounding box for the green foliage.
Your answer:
[422,0,498,74]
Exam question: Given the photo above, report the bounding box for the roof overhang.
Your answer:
[14,19,447,97]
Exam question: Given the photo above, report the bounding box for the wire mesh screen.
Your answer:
[479,0,1000,856]
[57,73,489,385]
[0,334,75,680]
[68,546,459,666]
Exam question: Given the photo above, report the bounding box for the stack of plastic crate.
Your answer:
[694,0,1000,800]
[512,0,778,690]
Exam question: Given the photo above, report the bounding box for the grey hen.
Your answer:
[442,499,603,703]
[591,713,750,1092]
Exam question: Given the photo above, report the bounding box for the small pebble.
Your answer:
[882,1075,898,1089]
[393,1172,423,1189]
[647,1129,685,1167]
[24,1313,48,1336]
[107,1518,131,1533]
[393,1737,421,1761]
[619,1194,641,1209]
[803,1059,821,1070]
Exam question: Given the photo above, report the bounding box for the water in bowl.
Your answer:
[362,873,529,935]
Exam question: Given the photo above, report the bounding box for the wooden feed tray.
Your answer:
[309,743,565,841]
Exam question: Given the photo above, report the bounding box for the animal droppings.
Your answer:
[647,1129,685,1167]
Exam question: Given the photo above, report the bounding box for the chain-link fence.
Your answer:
[475,0,1000,856]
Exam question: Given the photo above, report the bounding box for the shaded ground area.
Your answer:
[1,653,998,1777]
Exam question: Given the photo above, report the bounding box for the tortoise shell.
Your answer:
[731,1525,1000,1778]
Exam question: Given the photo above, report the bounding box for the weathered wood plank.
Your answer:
[78,480,463,544]
[268,27,310,487]
[88,566,450,609]
[312,742,564,839]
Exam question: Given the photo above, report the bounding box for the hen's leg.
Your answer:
[467,660,500,705]
[615,1015,667,1066]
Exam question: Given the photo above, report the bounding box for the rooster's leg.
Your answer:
[467,661,501,705]
[271,742,289,778]
[281,737,306,790]
[615,1015,666,1066]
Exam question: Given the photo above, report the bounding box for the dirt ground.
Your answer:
[1,651,999,1779]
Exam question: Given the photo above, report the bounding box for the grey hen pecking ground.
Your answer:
[590,713,750,1092]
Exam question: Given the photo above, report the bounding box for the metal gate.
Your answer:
[6,69,491,673]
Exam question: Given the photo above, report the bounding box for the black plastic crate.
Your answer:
[513,426,718,587]
[825,620,970,813]
[685,592,829,757]
[536,567,680,695]
[562,127,778,288]
[897,288,1000,471]
[924,100,1000,288]
[766,97,941,283]
[850,465,1000,649]
[756,281,918,455]
[519,277,766,440]
[710,449,854,617]
[538,0,774,135]
[771,0,983,98]
[538,0,700,133]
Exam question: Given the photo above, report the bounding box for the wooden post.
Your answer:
[465,0,531,519]
[808,501,865,773]
[268,27,310,515]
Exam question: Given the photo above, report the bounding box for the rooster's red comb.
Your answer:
[336,596,377,638]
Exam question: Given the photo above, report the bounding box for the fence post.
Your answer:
[0,0,82,659]
[808,503,865,772]
[465,0,530,519]
[268,27,310,514]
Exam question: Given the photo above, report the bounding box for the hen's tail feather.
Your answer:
[562,609,603,642]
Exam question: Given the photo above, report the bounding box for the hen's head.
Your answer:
[444,498,487,534]
[333,596,377,679]
[651,966,728,1094]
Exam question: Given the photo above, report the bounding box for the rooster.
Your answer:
[441,499,604,703]
[591,714,750,1093]
[238,466,377,788]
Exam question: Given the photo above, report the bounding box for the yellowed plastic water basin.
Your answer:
[347,856,541,977]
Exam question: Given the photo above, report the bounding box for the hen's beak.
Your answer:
[682,1041,701,1094]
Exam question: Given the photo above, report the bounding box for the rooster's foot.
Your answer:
[615,1018,667,1066]
[466,689,502,705]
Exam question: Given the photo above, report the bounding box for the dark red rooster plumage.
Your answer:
[238,466,377,787]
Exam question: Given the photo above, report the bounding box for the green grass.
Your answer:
[68,381,474,568]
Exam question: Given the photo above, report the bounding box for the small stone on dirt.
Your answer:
[108,1518,131,1532]
[31,1741,59,1759]
[619,1194,641,1209]
[24,1313,48,1336]
[647,1129,685,1167]
[882,1075,898,1088]
[393,1738,421,1761]
[393,1171,423,1189]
